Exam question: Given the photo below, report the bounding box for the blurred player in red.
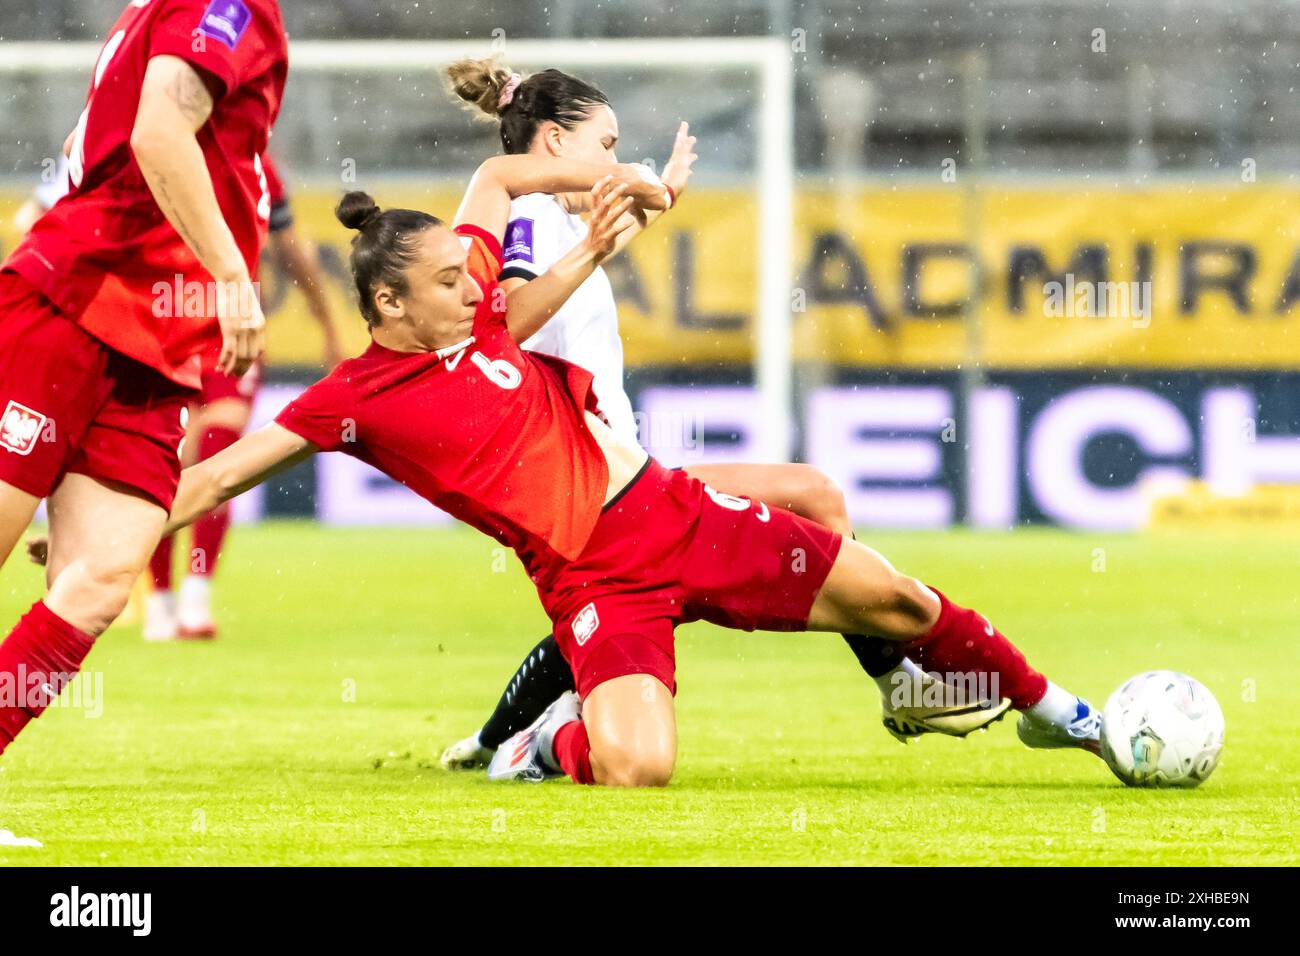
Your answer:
[13,152,341,640]
[159,165,1103,787]
[145,153,343,640]
[0,0,287,761]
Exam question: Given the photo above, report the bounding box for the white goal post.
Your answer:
[0,37,797,461]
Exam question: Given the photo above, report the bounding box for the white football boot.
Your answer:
[142,591,179,642]
[879,661,1013,743]
[486,691,581,782]
[177,575,216,640]
[440,732,495,771]
[1017,696,1103,755]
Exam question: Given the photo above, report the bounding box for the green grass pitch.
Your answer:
[0,522,1295,866]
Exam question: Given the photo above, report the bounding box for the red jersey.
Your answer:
[3,0,287,389]
[275,225,612,579]
[261,152,293,235]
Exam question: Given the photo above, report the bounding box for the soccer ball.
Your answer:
[1100,671,1225,788]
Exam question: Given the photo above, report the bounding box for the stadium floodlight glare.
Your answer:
[0,38,797,461]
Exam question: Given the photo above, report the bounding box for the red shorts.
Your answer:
[540,459,844,699]
[200,359,262,408]
[0,272,193,509]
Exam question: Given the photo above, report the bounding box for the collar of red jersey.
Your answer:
[435,336,475,362]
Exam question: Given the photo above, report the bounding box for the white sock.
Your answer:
[179,575,211,603]
[874,657,926,698]
[1025,681,1078,725]
[146,590,176,618]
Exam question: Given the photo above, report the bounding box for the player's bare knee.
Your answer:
[890,574,940,635]
[612,756,674,788]
[794,465,851,535]
[47,559,139,635]
[598,743,675,788]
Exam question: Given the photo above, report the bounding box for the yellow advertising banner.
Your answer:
[3,182,1300,369]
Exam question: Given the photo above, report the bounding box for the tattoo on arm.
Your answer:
[165,65,215,129]
[152,173,208,261]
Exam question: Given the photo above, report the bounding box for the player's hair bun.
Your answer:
[336,191,382,231]
[446,56,519,119]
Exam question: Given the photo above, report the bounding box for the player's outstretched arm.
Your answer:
[165,424,317,536]
[131,54,264,376]
[503,177,636,342]
[454,155,668,242]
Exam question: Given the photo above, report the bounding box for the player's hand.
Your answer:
[610,162,670,211]
[585,177,637,264]
[216,277,266,377]
[660,121,698,204]
[26,535,48,568]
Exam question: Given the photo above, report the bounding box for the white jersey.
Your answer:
[500,192,640,445]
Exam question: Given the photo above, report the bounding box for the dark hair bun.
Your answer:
[336,191,381,231]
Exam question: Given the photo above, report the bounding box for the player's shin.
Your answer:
[188,425,241,580]
[552,719,595,784]
[148,534,174,590]
[841,632,903,677]
[903,588,1048,710]
[0,602,95,754]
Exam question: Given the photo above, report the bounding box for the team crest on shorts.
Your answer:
[0,400,48,456]
[572,602,600,646]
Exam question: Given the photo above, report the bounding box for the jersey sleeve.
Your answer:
[453,222,509,334]
[454,222,504,286]
[499,195,562,282]
[274,374,355,453]
[146,0,267,98]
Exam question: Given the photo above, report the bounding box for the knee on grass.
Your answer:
[593,741,675,788]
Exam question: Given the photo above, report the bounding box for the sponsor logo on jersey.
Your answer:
[572,602,600,646]
[198,0,252,51]
[0,401,48,456]
[503,218,535,263]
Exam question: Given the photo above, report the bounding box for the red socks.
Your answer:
[552,719,595,784]
[906,588,1048,710]
[149,533,174,590]
[191,425,239,576]
[0,602,95,755]
[147,425,241,587]
[191,506,231,577]
[188,425,241,578]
